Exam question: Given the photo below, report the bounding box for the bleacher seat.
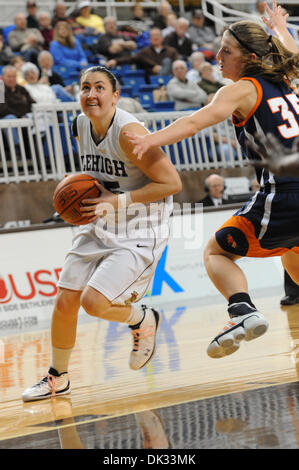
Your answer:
[149,75,172,87]
[120,86,133,97]
[152,101,175,111]
[122,70,146,96]
[138,84,156,109]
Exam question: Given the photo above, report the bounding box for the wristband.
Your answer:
[118,192,133,209]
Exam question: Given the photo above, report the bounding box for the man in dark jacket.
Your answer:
[106,27,178,80]
[198,174,230,207]
[163,17,193,61]
[0,65,35,119]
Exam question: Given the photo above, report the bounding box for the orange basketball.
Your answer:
[53,173,101,225]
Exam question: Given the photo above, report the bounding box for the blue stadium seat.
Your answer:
[149,75,172,87]
[152,101,175,111]
[122,70,146,96]
[120,86,133,97]
[138,85,156,109]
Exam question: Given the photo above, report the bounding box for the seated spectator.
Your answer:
[197,62,224,95]
[198,174,230,207]
[162,12,177,38]
[0,65,35,152]
[8,13,44,64]
[26,0,39,29]
[0,31,14,66]
[186,51,205,83]
[129,3,152,34]
[188,9,217,60]
[91,16,137,62]
[50,21,88,69]
[106,27,177,81]
[163,18,193,61]
[0,65,35,118]
[38,11,54,50]
[38,51,75,102]
[152,1,173,30]
[22,62,58,105]
[75,0,105,35]
[10,55,27,85]
[52,2,69,27]
[166,59,207,111]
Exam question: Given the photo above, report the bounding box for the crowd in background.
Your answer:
[0,0,230,118]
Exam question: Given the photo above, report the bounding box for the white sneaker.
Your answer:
[129,305,161,370]
[22,367,71,402]
[207,303,269,359]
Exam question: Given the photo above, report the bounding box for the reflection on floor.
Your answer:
[0,380,299,449]
[0,298,298,449]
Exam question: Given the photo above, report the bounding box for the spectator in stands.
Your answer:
[152,1,173,30]
[162,12,177,38]
[0,65,35,148]
[186,51,205,83]
[197,62,224,95]
[91,16,137,62]
[10,55,27,85]
[8,13,44,64]
[50,21,88,70]
[0,31,14,66]
[38,51,75,102]
[75,0,105,35]
[52,2,69,27]
[26,1,39,29]
[163,18,193,61]
[0,65,35,118]
[198,174,229,207]
[166,59,207,111]
[106,27,177,81]
[38,11,54,50]
[22,62,58,104]
[188,9,217,60]
[130,3,152,34]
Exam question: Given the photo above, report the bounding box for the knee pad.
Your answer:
[215,226,249,256]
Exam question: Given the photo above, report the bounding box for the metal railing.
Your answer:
[202,0,299,40]
[0,103,245,184]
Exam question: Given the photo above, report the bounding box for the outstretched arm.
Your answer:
[262,0,299,53]
[124,80,254,159]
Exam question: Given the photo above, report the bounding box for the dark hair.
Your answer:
[226,20,299,83]
[79,66,117,91]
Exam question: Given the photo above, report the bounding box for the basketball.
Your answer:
[53,173,101,225]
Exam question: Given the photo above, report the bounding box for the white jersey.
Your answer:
[73,108,173,226]
[58,108,173,302]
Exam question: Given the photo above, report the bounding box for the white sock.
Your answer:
[51,346,73,374]
[126,305,145,326]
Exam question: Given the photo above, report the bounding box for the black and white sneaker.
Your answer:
[207,302,269,359]
[129,305,161,370]
[22,367,71,402]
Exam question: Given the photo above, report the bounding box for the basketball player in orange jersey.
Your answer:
[125,1,299,358]
[22,66,182,401]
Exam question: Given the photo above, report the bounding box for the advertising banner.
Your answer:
[0,209,284,335]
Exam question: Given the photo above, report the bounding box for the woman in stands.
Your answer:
[22,66,182,401]
[125,2,299,359]
[49,21,88,70]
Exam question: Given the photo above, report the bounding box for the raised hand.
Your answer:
[262,0,288,32]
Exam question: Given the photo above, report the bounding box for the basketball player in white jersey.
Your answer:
[22,66,182,401]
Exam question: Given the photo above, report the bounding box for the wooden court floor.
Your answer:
[0,294,298,449]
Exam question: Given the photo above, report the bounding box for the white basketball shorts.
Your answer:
[57,220,169,305]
